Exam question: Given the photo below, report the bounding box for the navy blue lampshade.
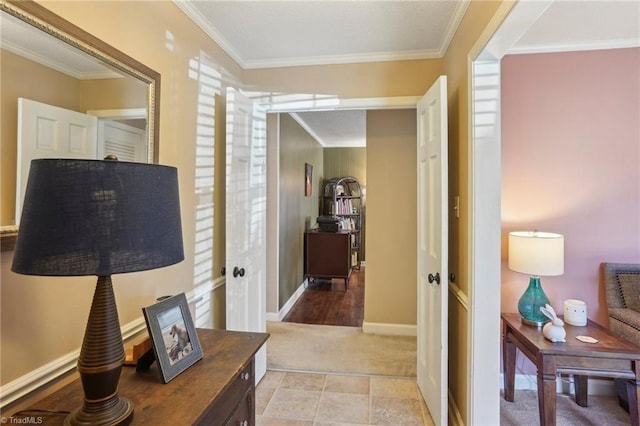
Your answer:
[12,158,184,276]
[11,158,184,425]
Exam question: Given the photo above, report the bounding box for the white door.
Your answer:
[98,120,147,162]
[16,98,98,224]
[225,88,267,384]
[417,76,448,425]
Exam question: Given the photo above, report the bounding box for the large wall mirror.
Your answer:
[1,0,161,251]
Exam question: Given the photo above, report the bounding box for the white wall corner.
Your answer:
[361,321,416,336]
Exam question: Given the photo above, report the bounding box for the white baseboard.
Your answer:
[501,373,616,397]
[265,280,306,322]
[362,321,416,336]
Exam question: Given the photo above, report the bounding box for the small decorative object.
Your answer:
[11,158,184,425]
[143,293,203,383]
[576,335,598,344]
[540,304,566,343]
[305,163,313,196]
[509,230,564,326]
[564,299,587,326]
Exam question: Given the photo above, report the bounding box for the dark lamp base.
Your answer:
[65,397,133,426]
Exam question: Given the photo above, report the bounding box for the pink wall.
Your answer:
[501,48,640,327]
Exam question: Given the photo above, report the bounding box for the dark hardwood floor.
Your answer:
[282,267,365,327]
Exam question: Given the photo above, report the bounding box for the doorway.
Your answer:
[266,106,419,336]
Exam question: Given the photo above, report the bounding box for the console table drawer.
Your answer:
[197,361,255,425]
[224,388,253,426]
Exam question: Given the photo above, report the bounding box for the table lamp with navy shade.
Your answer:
[12,158,184,426]
[508,231,564,327]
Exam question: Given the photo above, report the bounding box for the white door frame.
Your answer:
[466,1,553,424]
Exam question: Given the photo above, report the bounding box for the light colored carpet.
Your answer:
[500,390,630,426]
[266,321,630,424]
[266,321,416,377]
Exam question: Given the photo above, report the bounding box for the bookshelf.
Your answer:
[322,176,362,268]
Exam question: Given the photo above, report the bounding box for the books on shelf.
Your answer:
[327,198,358,215]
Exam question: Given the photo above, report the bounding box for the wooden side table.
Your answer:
[9,329,269,425]
[502,312,640,426]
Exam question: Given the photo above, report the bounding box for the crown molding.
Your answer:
[507,38,640,55]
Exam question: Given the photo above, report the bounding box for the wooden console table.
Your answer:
[9,329,269,425]
[502,312,640,426]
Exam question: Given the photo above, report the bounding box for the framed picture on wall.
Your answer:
[143,293,203,383]
[305,163,313,197]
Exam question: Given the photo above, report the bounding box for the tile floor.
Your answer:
[256,370,435,425]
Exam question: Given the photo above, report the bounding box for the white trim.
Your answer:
[172,0,245,67]
[439,1,471,57]
[508,38,640,55]
[361,322,416,336]
[87,108,147,119]
[243,49,442,70]
[289,112,325,146]
[338,96,421,111]
[467,2,554,425]
[448,282,469,311]
[211,276,226,291]
[255,95,421,113]
[501,374,615,397]
[266,113,281,315]
[265,280,306,322]
[1,39,122,80]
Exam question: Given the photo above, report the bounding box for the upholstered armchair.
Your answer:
[603,262,640,410]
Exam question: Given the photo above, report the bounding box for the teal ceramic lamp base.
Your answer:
[518,276,550,327]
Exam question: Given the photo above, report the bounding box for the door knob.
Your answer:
[233,266,245,278]
[220,266,226,276]
[428,272,440,285]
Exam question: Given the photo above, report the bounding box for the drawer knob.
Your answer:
[240,421,248,426]
[241,372,250,380]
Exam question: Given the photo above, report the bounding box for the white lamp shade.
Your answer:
[508,231,564,276]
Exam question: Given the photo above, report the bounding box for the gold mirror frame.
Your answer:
[0,0,161,251]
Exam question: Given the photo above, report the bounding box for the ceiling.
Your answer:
[2,1,639,147]
[175,0,639,147]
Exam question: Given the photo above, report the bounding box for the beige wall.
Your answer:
[0,0,512,421]
[1,0,243,393]
[245,60,443,99]
[364,109,417,326]
[278,114,324,308]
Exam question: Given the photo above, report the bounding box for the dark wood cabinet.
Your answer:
[10,329,268,426]
[305,229,352,289]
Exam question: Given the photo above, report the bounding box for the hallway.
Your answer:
[283,268,365,327]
